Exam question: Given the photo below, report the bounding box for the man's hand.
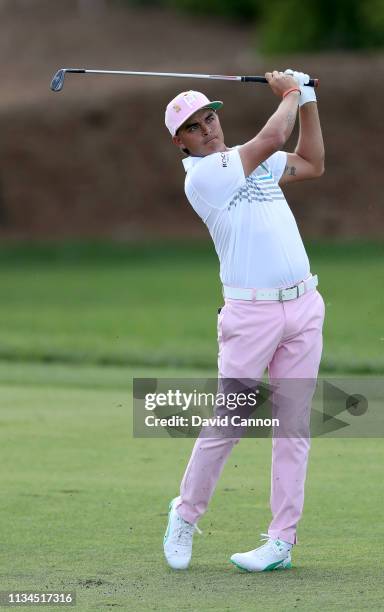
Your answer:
[284,69,317,107]
[265,70,299,98]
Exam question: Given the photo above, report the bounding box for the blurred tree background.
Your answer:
[115,0,384,52]
[1,0,383,241]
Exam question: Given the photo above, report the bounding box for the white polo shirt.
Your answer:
[182,148,310,288]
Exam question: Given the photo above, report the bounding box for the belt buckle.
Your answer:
[280,285,300,302]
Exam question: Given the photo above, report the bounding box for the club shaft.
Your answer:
[71,69,244,80]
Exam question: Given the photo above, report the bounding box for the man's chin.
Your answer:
[189,139,225,157]
[205,139,224,153]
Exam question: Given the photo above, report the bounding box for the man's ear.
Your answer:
[172,134,190,156]
[172,134,183,148]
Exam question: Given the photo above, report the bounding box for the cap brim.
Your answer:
[176,100,223,134]
[206,101,223,112]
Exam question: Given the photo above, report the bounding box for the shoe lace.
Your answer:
[257,533,275,550]
[175,521,202,547]
[259,533,288,553]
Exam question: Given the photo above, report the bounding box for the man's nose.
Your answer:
[201,122,211,135]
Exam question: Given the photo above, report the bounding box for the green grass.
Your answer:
[0,240,383,373]
[0,361,383,610]
[0,238,382,609]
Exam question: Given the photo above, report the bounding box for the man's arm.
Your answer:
[239,71,300,178]
[279,73,325,185]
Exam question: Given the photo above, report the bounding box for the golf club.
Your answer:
[50,68,319,93]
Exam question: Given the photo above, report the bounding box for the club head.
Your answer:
[50,69,66,92]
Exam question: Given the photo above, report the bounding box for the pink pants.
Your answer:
[176,288,325,545]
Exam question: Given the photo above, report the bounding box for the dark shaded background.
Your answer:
[0,0,383,239]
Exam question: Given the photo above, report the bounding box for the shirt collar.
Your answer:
[182,155,205,173]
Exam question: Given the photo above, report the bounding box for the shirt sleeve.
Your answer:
[265,150,287,183]
[185,149,246,211]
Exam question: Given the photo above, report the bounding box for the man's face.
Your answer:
[172,108,225,157]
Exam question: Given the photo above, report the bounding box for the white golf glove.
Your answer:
[284,69,317,107]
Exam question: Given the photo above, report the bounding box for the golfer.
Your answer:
[163,70,325,571]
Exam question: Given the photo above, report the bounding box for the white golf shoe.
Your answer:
[163,497,201,570]
[230,533,293,572]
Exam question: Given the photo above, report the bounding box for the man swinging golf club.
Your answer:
[163,69,325,572]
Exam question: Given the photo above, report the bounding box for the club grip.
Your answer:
[242,76,319,88]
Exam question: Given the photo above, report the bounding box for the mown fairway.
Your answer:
[0,241,383,373]
[0,241,383,610]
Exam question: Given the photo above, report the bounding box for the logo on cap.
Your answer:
[173,104,182,113]
[183,92,198,108]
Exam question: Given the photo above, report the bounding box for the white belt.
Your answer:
[223,274,318,302]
